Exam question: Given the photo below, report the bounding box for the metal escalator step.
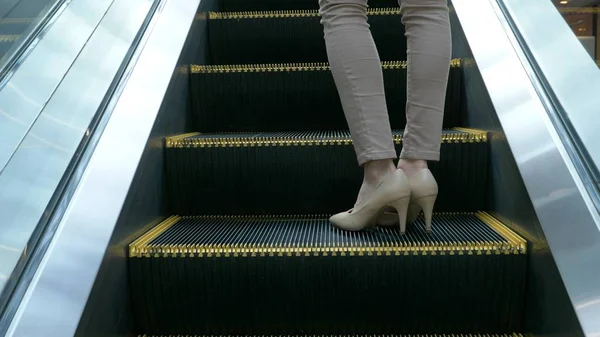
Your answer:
[208,9,405,64]
[129,212,527,334]
[190,59,463,132]
[216,0,399,11]
[165,128,488,215]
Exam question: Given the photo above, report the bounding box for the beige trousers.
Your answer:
[319,0,452,165]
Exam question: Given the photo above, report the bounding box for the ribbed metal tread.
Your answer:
[189,60,462,132]
[166,128,486,148]
[130,212,526,258]
[215,0,399,11]
[130,213,527,334]
[165,129,488,215]
[207,8,404,64]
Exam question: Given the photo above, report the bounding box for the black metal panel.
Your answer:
[131,214,526,335]
[190,64,463,132]
[165,130,488,215]
[208,12,405,64]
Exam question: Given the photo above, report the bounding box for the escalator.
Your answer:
[128,1,529,336]
[0,0,596,335]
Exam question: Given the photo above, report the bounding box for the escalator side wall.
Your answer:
[449,9,583,337]
[73,1,219,336]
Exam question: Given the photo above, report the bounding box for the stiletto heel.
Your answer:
[413,195,436,233]
[388,197,410,234]
[375,168,438,233]
[330,170,411,231]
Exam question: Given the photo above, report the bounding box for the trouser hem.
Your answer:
[357,150,398,166]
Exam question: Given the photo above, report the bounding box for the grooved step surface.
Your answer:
[130,213,527,335]
[165,129,488,215]
[189,60,463,132]
[130,212,526,257]
[208,9,405,64]
[216,0,399,11]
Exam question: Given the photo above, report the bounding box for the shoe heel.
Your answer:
[414,195,437,233]
[388,197,410,234]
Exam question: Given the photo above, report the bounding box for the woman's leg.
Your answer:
[378,0,451,230]
[319,0,397,209]
[397,0,451,173]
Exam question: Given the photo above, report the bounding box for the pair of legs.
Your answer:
[320,0,452,212]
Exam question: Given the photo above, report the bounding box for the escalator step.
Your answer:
[208,9,405,64]
[129,212,527,334]
[165,129,488,215]
[217,0,399,11]
[190,60,463,132]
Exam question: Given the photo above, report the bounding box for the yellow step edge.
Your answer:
[203,5,599,21]
[165,132,201,148]
[476,212,527,254]
[164,128,487,148]
[129,216,181,258]
[190,58,461,74]
[559,7,600,14]
[128,212,527,258]
[208,7,402,20]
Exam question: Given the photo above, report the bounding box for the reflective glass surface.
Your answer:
[0,0,60,73]
[552,0,600,65]
[0,0,155,316]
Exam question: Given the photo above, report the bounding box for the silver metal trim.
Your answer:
[5,0,201,335]
[0,0,69,81]
[0,0,115,171]
[0,0,154,309]
[501,0,600,184]
[453,0,600,336]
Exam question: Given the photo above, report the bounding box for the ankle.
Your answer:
[363,159,395,184]
[397,159,428,175]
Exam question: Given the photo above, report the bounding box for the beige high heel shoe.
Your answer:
[376,169,438,233]
[329,170,411,232]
